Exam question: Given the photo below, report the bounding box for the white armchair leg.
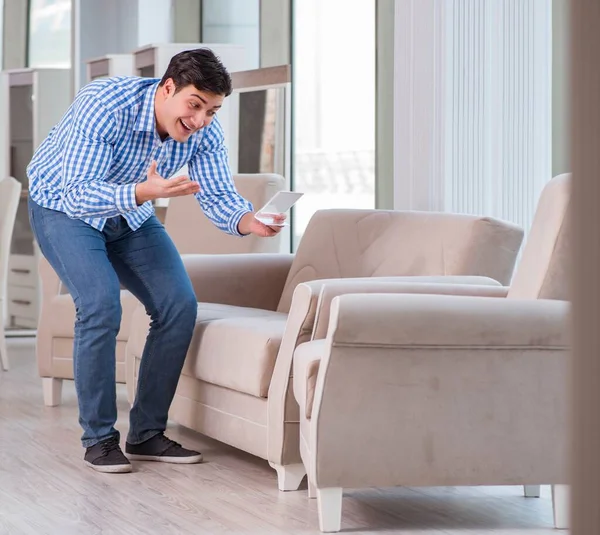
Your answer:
[0,321,9,371]
[308,478,317,499]
[523,485,541,497]
[269,462,306,491]
[42,377,63,407]
[317,488,343,533]
[552,484,569,529]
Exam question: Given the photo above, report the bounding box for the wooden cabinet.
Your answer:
[86,54,134,82]
[0,68,71,330]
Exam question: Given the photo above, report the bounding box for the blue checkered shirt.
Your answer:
[27,76,253,235]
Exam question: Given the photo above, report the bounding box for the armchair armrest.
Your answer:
[309,293,570,489]
[313,279,510,340]
[181,253,294,311]
[328,293,568,348]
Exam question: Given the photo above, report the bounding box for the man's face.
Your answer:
[156,79,225,142]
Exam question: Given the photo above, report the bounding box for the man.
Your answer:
[26,49,284,473]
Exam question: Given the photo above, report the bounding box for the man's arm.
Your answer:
[60,92,138,219]
[188,118,253,236]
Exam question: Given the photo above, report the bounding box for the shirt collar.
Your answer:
[134,81,159,133]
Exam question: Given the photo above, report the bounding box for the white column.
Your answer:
[0,0,4,69]
[394,0,552,233]
[571,2,600,533]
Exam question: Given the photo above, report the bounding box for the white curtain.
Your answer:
[394,0,552,234]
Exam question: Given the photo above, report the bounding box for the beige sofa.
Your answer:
[126,209,524,488]
[37,173,285,406]
[292,174,571,532]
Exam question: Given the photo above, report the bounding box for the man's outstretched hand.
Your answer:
[135,160,200,205]
[238,212,286,237]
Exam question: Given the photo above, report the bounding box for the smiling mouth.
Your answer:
[180,119,193,133]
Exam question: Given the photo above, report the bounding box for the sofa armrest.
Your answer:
[308,294,570,489]
[181,253,294,311]
[312,279,510,340]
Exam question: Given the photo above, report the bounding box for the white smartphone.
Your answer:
[255,191,304,226]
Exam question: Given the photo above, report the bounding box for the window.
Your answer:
[292,0,376,248]
[27,0,71,68]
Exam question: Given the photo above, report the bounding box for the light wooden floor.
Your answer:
[0,338,560,535]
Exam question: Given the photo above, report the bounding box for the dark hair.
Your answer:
[159,48,233,96]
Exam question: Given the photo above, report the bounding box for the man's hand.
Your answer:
[135,160,200,205]
[238,212,286,237]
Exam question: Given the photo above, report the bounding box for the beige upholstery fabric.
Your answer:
[185,304,288,398]
[296,294,569,491]
[277,210,523,312]
[508,173,571,300]
[164,174,285,254]
[297,174,573,423]
[126,207,524,478]
[293,340,325,419]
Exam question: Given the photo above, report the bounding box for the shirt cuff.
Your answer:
[229,208,253,236]
[114,184,138,213]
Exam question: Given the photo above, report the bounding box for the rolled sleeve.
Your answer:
[114,183,138,213]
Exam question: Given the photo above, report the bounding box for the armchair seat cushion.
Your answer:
[182,303,288,398]
[293,340,327,419]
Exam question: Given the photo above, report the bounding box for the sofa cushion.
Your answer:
[293,340,327,419]
[183,303,288,398]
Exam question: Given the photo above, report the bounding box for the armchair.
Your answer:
[292,174,572,531]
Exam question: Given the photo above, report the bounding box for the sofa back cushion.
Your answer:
[277,208,524,313]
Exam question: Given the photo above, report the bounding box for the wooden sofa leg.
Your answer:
[552,484,569,529]
[269,462,306,491]
[523,485,541,497]
[42,377,63,407]
[317,488,343,533]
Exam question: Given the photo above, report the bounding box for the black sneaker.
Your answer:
[125,433,203,464]
[84,436,132,473]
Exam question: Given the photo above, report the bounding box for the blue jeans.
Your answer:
[28,199,198,448]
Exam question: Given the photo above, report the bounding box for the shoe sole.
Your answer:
[125,453,203,464]
[84,460,132,473]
